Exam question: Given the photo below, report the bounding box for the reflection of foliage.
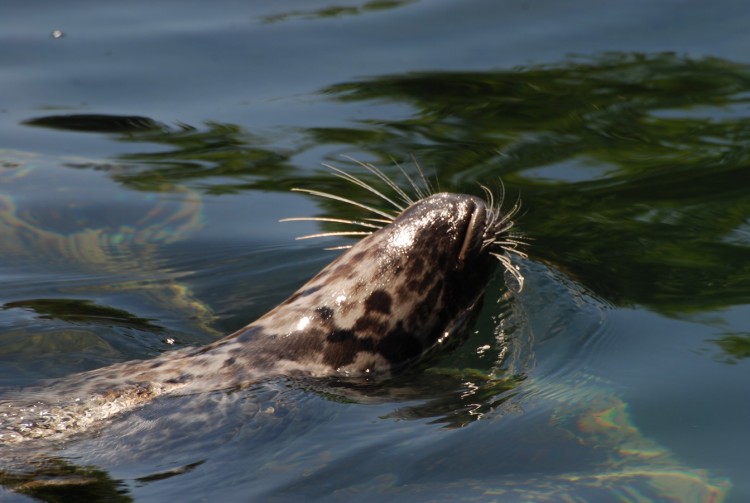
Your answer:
[0,457,132,502]
[317,53,750,315]
[3,299,164,332]
[20,118,297,195]
[712,333,750,363]
[23,53,750,318]
[24,114,164,133]
[260,0,417,23]
[116,123,295,195]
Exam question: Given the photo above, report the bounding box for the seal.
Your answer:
[0,162,525,444]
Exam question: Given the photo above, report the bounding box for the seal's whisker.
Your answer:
[489,202,524,241]
[503,234,531,248]
[492,222,516,238]
[295,231,372,241]
[324,162,406,213]
[497,197,523,225]
[280,217,382,230]
[392,157,427,203]
[480,185,495,212]
[490,252,525,291]
[290,188,396,221]
[364,217,393,225]
[343,156,416,208]
[324,245,353,251]
[494,243,529,258]
[411,154,434,199]
[478,179,527,291]
[488,230,529,251]
[390,158,419,204]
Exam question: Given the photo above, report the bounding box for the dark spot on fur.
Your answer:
[315,306,334,321]
[377,321,423,364]
[365,289,392,315]
[410,265,436,294]
[235,325,262,343]
[223,357,236,368]
[280,328,325,361]
[414,279,444,326]
[323,329,375,368]
[285,285,323,304]
[353,316,389,336]
[327,329,354,342]
[409,256,425,277]
[149,360,164,369]
[165,373,193,385]
[300,285,322,297]
[350,250,367,262]
[330,262,353,279]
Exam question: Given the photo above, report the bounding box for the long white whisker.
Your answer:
[392,157,425,202]
[490,252,525,291]
[364,217,393,225]
[323,162,406,213]
[342,156,415,208]
[295,231,372,241]
[280,217,383,230]
[496,245,528,259]
[411,153,434,198]
[480,185,495,213]
[291,188,396,221]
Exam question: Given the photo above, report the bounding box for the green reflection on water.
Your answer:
[0,457,131,503]
[14,51,750,386]
[26,52,750,319]
[712,333,750,363]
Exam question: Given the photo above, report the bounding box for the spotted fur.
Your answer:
[0,163,525,444]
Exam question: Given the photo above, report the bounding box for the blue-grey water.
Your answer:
[2,1,749,501]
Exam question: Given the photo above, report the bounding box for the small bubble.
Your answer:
[51,29,65,39]
[166,338,176,345]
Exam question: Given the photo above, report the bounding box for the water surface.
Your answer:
[1,1,749,501]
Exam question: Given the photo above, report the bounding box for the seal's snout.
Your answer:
[403,193,490,270]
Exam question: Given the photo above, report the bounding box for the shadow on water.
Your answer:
[7,52,749,500]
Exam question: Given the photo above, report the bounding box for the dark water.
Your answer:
[2,1,749,501]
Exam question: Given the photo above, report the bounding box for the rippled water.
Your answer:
[2,1,750,501]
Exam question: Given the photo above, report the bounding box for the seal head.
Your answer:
[221,192,501,377]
